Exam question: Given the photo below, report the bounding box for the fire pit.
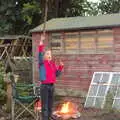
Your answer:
[53,101,81,120]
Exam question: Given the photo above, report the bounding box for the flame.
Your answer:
[59,102,76,114]
[60,102,70,114]
[53,101,81,119]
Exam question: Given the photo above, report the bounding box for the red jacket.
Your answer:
[38,45,64,84]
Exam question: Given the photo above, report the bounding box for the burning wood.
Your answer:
[53,101,81,120]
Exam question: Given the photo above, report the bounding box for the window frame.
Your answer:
[84,72,120,109]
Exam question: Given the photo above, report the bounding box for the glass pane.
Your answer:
[97,85,107,96]
[81,37,95,49]
[97,36,113,48]
[113,99,120,109]
[109,86,117,97]
[80,31,96,50]
[85,97,95,107]
[89,85,98,96]
[116,87,120,97]
[64,32,79,53]
[65,38,79,50]
[101,73,110,83]
[93,73,102,83]
[97,30,113,49]
[95,98,104,108]
[51,42,61,49]
[51,33,62,53]
[111,74,120,85]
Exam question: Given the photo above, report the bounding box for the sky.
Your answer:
[87,0,100,3]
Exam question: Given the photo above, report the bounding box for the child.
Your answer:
[38,35,64,120]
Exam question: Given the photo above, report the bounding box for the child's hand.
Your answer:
[60,61,64,66]
[59,59,64,66]
[39,34,45,45]
[39,40,43,45]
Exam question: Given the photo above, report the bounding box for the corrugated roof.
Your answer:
[31,13,120,33]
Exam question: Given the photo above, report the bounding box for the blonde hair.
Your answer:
[43,47,52,56]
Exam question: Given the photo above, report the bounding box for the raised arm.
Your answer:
[38,35,45,64]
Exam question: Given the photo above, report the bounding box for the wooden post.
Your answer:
[4,73,12,112]
[6,82,12,112]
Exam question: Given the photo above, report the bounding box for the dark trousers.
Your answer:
[40,84,54,120]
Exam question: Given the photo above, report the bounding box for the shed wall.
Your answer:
[32,28,120,96]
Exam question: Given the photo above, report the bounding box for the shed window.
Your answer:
[64,32,79,53]
[50,33,63,53]
[50,29,113,54]
[97,30,113,49]
[80,31,96,53]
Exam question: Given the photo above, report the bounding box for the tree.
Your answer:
[84,2,100,16]
[0,0,17,35]
[39,0,71,19]
[0,0,103,35]
[64,0,96,17]
[22,1,41,34]
[0,0,41,35]
[98,0,120,14]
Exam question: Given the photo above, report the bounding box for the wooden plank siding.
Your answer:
[32,28,120,96]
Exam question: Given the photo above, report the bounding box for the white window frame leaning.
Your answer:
[84,72,120,109]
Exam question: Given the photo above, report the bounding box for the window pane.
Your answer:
[97,85,107,96]
[101,73,110,83]
[64,32,79,53]
[81,37,95,49]
[95,98,104,108]
[80,31,96,50]
[51,33,63,53]
[89,85,98,96]
[85,97,95,107]
[93,73,102,83]
[65,38,79,49]
[113,99,120,109]
[97,30,113,49]
[109,86,117,97]
[115,87,120,97]
[111,74,120,85]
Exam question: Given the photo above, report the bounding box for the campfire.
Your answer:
[53,101,81,120]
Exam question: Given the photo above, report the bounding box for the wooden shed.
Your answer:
[31,13,120,97]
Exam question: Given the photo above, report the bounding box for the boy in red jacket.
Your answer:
[38,35,64,120]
